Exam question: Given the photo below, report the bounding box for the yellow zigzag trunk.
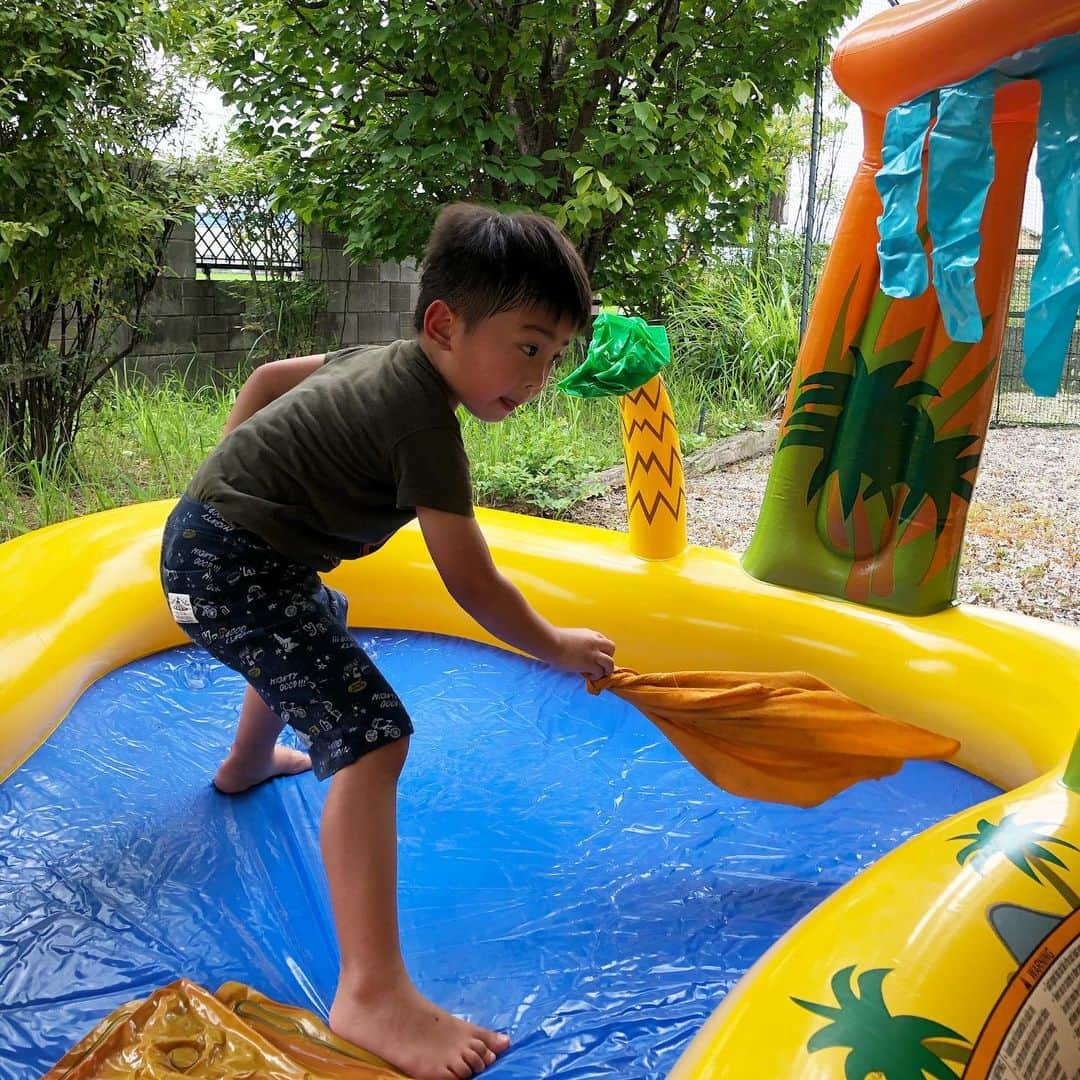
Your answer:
[619,375,687,560]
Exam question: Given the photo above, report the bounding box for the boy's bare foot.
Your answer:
[329,977,509,1079]
[212,746,312,794]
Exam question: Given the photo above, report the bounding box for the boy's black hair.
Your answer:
[413,203,592,333]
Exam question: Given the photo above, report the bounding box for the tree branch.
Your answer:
[565,0,634,155]
[282,0,322,37]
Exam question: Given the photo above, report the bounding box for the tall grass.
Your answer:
[1,261,802,539]
[664,254,800,417]
[0,367,238,538]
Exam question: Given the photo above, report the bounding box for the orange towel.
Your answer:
[44,979,407,1079]
[587,667,960,808]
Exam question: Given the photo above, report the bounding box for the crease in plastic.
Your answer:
[876,92,934,300]
[926,72,998,344]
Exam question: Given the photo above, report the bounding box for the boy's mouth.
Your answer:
[499,396,518,412]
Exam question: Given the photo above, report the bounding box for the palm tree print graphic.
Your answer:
[780,345,939,525]
[774,282,992,604]
[897,414,980,538]
[793,966,970,1079]
[950,814,1080,910]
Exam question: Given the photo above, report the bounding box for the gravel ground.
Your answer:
[560,426,1080,627]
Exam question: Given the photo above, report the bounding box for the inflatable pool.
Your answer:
[4,499,1077,1078]
[4,494,1080,1077]
[3,0,1079,1076]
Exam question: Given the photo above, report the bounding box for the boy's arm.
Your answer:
[416,506,615,679]
[222,353,326,434]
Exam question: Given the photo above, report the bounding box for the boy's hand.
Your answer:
[551,627,616,680]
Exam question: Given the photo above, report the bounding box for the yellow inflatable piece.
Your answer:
[2,499,1079,1077]
[4,1,1080,1071]
[44,979,407,1079]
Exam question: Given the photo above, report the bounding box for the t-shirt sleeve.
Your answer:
[389,426,474,516]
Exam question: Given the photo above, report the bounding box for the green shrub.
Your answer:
[664,253,800,414]
[465,402,608,516]
[224,278,329,364]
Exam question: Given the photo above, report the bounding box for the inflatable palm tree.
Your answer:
[559,313,687,560]
[743,1,1080,615]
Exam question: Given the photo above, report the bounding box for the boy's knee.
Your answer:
[375,734,410,776]
[331,734,410,785]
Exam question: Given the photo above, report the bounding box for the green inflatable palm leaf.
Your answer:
[558,313,671,398]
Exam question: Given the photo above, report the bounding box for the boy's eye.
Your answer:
[521,344,539,358]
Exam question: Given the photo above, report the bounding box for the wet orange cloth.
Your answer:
[587,667,960,808]
[44,979,408,1079]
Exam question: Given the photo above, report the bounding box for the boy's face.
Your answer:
[446,305,576,423]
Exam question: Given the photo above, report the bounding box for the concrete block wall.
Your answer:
[122,219,421,381]
[306,223,420,352]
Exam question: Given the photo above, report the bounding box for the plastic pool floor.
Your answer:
[0,630,999,1078]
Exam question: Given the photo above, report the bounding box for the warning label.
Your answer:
[965,908,1080,1079]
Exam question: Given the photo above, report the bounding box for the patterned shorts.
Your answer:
[160,494,413,780]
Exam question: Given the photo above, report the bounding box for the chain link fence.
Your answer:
[993,246,1080,426]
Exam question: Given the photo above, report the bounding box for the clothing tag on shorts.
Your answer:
[168,593,199,624]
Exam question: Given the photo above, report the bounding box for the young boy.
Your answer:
[160,203,616,1079]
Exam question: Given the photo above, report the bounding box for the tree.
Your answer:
[177,0,859,309]
[778,84,852,246]
[0,0,200,472]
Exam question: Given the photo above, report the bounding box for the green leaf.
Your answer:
[511,164,539,185]
[632,100,657,129]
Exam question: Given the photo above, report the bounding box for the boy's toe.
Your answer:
[475,1027,509,1052]
[448,1059,472,1080]
[470,1038,496,1066]
[461,1045,486,1073]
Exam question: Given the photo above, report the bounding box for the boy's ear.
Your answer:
[422,299,457,350]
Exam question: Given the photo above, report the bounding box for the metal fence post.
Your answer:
[800,36,826,343]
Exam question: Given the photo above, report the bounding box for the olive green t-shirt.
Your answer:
[187,339,473,570]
